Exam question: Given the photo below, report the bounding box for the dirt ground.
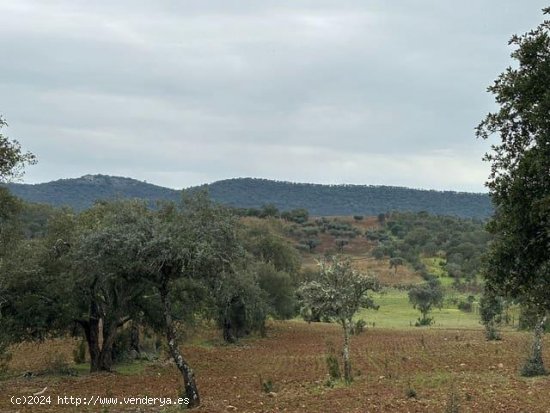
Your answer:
[2,321,550,412]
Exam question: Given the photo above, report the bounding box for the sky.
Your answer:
[0,1,547,192]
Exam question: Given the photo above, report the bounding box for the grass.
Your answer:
[71,360,148,376]
[357,288,482,329]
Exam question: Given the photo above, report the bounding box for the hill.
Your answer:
[6,175,493,218]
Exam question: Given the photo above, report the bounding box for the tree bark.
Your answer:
[342,318,352,384]
[98,320,118,371]
[130,321,141,358]
[160,280,200,408]
[78,302,128,372]
[222,318,236,343]
[81,319,100,372]
[522,313,547,376]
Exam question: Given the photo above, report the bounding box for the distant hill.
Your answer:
[6,175,493,219]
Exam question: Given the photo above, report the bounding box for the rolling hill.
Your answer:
[6,175,493,218]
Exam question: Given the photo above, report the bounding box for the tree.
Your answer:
[299,256,379,383]
[476,7,550,376]
[0,115,36,182]
[0,115,35,365]
[304,238,320,253]
[479,288,504,341]
[69,201,154,372]
[0,201,155,372]
[257,263,296,320]
[335,238,349,252]
[142,192,245,407]
[389,257,404,275]
[408,277,444,326]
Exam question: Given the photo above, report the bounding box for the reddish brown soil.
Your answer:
[2,322,550,412]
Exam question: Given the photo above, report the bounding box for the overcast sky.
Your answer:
[0,1,547,192]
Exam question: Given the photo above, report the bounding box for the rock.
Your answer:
[226,405,237,411]
[267,392,277,398]
[497,363,504,369]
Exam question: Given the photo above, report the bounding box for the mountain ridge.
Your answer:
[6,175,493,218]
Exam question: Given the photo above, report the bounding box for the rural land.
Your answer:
[0,3,549,413]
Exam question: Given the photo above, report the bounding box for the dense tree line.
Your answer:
[0,188,303,406]
[7,175,493,218]
[369,211,491,281]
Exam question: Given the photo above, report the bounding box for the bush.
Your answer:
[405,385,417,399]
[457,300,472,312]
[415,317,433,327]
[325,342,341,381]
[521,357,548,377]
[351,319,367,335]
[260,376,275,393]
[42,352,75,376]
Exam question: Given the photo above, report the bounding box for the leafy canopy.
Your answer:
[476,7,550,311]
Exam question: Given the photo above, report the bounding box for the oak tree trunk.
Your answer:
[342,319,352,384]
[522,314,547,376]
[160,280,200,408]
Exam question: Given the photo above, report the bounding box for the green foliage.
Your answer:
[0,115,36,183]
[477,7,550,318]
[378,212,490,280]
[479,289,504,340]
[408,277,444,326]
[476,8,550,374]
[405,383,417,399]
[242,220,301,276]
[260,377,275,393]
[520,355,548,377]
[299,256,379,383]
[299,256,379,324]
[281,208,309,224]
[257,263,296,319]
[351,319,367,335]
[325,342,341,381]
[8,176,493,218]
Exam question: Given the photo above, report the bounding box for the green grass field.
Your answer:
[357,288,482,329]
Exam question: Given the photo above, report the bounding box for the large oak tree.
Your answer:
[476,7,550,376]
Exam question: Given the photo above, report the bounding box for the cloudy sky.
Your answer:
[0,1,547,192]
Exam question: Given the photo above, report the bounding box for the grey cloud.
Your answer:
[0,0,547,192]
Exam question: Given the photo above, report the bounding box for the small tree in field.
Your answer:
[389,257,404,275]
[479,288,504,341]
[408,277,444,326]
[299,256,379,383]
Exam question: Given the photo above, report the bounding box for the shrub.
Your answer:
[445,383,460,413]
[260,376,275,393]
[405,385,417,399]
[457,300,472,312]
[325,342,341,381]
[42,352,75,376]
[351,319,367,335]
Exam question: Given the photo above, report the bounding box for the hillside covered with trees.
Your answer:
[6,175,493,218]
